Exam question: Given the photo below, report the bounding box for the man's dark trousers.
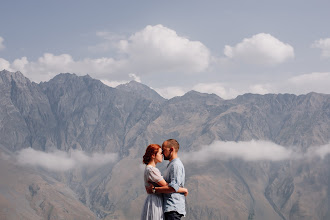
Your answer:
[164,211,184,220]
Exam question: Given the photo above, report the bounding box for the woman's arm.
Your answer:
[146,179,189,196]
[155,185,188,196]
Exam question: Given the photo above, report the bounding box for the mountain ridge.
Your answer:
[0,70,329,220]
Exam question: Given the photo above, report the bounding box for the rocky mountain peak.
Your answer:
[0,70,31,86]
[44,73,94,85]
[184,90,222,99]
[40,73,111,97]
[116,80,165,103]
[170,90,223,106]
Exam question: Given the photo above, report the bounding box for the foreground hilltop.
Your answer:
[0,70,329,220]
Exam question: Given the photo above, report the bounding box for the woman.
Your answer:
[141,144,188,220]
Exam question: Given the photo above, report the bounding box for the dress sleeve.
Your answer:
[148,167,164,184]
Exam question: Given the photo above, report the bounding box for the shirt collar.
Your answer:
[167,157,179,167]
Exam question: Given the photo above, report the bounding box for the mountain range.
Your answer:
[0,69,329,220]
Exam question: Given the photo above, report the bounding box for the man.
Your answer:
[147,139,186,220]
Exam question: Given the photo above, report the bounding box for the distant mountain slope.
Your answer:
[0,145,98,220]
[116,80,166,103]
[0,70,329,220]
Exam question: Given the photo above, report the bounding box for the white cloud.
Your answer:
[11,57,29,71]
[101,73,141,87]
[181,140,294,163]
[181,140,330,163]
[248,83,272,95]
[224,33,294,65]
[312,38,330,58]
[287,72,330,94]
[154,86,187,99]
[119,24,211,74]
[253,72,330,95]
[101,79,128,87]
[0,58,11,70]
[15,148,118,172]
[155,82,271,100]
[192,83,240,99]
[309,143,330,159]
[0,36,5,50]
[0,53,127,82]
[231,72,330,97]
[128,73,141,82]
[154,83,240,100]
[0,25,211,83]
[152,71,330,100]
[88,31,125,53]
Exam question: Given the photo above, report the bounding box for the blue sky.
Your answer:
[1,0,330,99]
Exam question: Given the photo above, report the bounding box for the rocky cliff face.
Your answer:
[0,70,329,220]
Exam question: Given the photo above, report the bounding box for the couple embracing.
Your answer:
[141,139,188,220]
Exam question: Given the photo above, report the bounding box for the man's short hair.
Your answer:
[164,139,180,152]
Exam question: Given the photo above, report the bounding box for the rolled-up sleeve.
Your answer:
[168,163,184,192]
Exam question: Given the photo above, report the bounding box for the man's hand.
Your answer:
[145,184,153,194]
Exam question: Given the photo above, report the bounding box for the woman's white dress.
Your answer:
[141,165,164,220]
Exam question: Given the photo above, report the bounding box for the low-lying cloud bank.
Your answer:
[181,140,330,163]
[14,148,118,171]
[311,144,330,159]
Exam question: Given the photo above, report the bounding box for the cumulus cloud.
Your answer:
[118,24,211,74]
[312,38,330,58]
[224,33,294,65]
[88,31,126,53]
[154,82,270,100]
[101,73,141,87]
[247,72,330,95]
[154,86,187,99]
[154,83,240,100]
[129,73,141,82]
[0,36,5,50]
[287,72,330,94]
[181,140,330,163]
[0,25,211,83]
[11,56,29,71]
[247,84,272,95]
[101,79,129,87]
[0,53,127,82]
[15,148,118,172]
[192,83,240,99]
[0,58,11,70]
[151,70,330,100]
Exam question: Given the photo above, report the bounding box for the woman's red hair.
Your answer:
[143,144,161,165]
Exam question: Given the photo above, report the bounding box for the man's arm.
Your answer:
[153,178,187,194]
[154,185,176,193]
[145,163,188,196]
[155,185,188,195]
[146,184,188,196]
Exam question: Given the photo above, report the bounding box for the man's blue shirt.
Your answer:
[163,158,186,216]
